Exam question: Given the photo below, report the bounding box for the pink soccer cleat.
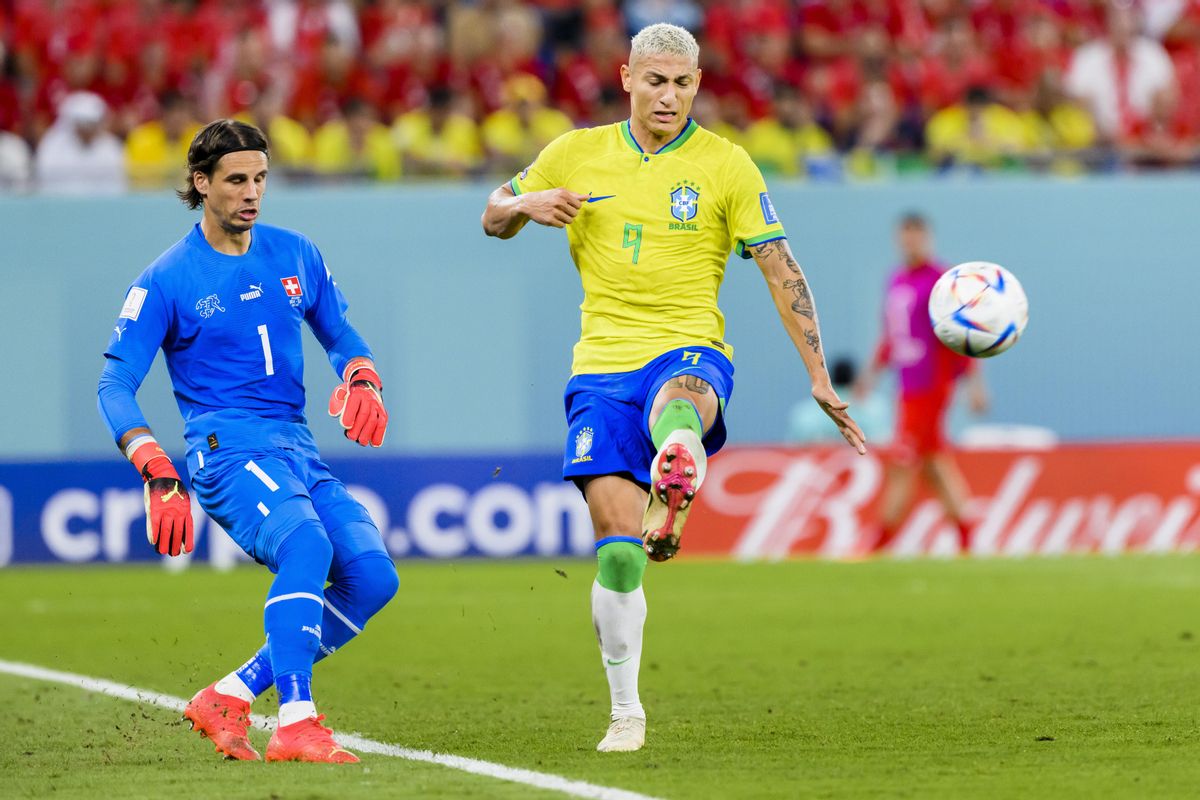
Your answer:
[182,683,260,761]
[642,442,700,562]
[266,715,360,764]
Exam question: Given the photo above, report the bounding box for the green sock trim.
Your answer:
[651,398,703,449]
[596,542,647,593]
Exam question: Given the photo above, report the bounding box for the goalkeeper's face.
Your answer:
[621,53,700,140]
[197,150,269,235]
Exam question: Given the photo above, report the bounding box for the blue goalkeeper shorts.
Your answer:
[562,345,734,488]
[186,420,386,573]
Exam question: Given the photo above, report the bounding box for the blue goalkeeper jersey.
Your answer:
[99,222,372,453]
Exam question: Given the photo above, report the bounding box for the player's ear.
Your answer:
[193,171,209,197]
[620,64,632,93]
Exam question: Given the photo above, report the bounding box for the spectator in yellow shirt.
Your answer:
[925,86,1028,171]
[481,74,573,176]
[124,92,200,190]
[392,87,484,178]
[312,97,401,182]
[743,86,835,177]
[1019,74,1097,166]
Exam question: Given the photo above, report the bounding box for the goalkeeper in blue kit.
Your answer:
[97,120,397,764]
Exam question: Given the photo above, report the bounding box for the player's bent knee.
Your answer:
[352,555,399,618]
[596,540,647,593]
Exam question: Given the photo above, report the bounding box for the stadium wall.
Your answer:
[2,444,1197,566]
[0,175,1190,460]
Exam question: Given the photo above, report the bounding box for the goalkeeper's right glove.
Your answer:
[126,436,194,557]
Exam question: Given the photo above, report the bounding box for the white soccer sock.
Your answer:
[278,700,318,728]
[591,580,647,720]
[656,428,707,487]
[214,672,256,704]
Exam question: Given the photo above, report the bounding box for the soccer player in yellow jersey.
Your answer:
[481,23,865,753]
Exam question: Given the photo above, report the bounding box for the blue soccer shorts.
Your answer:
[187,431,386,573]
[562,345,734,488]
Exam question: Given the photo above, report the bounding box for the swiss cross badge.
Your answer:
[281,275,303,307]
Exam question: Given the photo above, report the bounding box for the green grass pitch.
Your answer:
[3,556,1200,799]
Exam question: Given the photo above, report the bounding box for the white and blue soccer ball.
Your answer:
[929,261,1029,358]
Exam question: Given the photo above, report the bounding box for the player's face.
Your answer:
[621,53,701,140]
[897,223,931,265]
[195,150,269,234]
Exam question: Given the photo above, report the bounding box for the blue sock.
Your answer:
[263,523,332,704]
[234,649,273,697]
[237,550,398,696]
[275,672,313,705]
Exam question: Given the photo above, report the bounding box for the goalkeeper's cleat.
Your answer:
[596,716,646,752]
[266,714,360,764]
[182,683,260,761]
[642,442,699,562]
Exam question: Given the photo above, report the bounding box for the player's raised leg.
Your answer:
[642,376,719,561]
[586,476,650,752]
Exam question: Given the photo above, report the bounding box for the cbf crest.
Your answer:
[572,426,594,464]
[670,184,699,223]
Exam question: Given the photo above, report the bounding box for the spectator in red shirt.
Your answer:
[291,35,383,128]
[918,17,997,112]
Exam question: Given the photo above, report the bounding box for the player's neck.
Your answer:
[200,215,253,256]
[627,117,688,153]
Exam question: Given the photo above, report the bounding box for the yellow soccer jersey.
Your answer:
[510,118,785,375]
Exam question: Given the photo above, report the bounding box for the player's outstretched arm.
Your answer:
[481,183,589,239]
[752,239,867,454]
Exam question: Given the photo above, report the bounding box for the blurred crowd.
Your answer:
[3,0,1200,193]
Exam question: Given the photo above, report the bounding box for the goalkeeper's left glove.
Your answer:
[127,436,194,557]
[329,357,388,447]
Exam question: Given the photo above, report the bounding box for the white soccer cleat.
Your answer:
[596,716,646,752]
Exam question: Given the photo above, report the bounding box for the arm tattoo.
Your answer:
[804,329,822,357]
[754,240,813,318]
[663,375,711,395]
[752,240,802,274]
[783,278,815,320]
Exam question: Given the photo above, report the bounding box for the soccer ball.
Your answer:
[928,261,1029,358]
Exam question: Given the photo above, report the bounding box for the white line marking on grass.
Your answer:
[0,659,662,800]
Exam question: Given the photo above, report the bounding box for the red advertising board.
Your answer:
[685,443,1200,558]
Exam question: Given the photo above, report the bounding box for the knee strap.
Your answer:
[596,540,647,593]
[651,398,703,449]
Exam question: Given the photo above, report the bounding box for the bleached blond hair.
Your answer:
[630,23,700,66]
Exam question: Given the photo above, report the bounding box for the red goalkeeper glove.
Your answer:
[329,357,388,447]
[127,437,194,557]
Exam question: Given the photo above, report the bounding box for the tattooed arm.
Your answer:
[752,239,866,454]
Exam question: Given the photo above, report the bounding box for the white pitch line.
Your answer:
[0,659,662,800]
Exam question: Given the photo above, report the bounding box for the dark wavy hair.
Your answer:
[177,119,270,209]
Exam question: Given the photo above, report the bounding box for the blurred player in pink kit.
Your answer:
[856,212,988,554]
